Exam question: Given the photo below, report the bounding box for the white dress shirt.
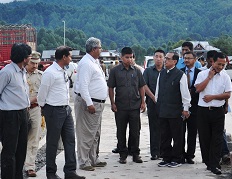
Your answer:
[74,53,108,106]
[37,62,69,107]
[155,68,191,111]
[195,68,232,107]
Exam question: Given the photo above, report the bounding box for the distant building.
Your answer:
[42,49,120,63]
[42,50,85,62]
[173,41,220,58]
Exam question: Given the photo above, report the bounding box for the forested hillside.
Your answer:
[0,0,232,61]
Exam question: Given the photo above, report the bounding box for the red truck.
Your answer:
[0,24,36,66]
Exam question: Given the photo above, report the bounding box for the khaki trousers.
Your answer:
[24,106,41,171]
[74,95,104,167]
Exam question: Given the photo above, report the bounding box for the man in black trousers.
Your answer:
[38,46,85,179]
[195,52,232,175]
[0,43,31,179]
[180,51,200,164]
[156,52,191,168]
[143,49,165,160]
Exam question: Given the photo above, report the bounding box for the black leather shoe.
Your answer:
[133,155,143,163]
[151,155,159,160]
[65,174,86,179]
[211,168,222,175]
[112,148,119,153]
[46,173,60,179]
[119,158,127,164]
[186,158,195,164]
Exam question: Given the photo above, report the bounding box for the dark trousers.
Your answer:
[222,131,230,156]
[1,109,28,179]
[182,114,197,159]
[115,109,141,158]
[197,106,224,169]
[160,117,183,163]
[43,104,77,177]
[147,102,160,157]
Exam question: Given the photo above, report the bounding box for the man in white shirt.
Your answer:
[195,52,232,175]
[37,46,85,179]
[74,37,108,171]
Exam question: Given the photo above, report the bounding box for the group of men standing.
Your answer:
[0,39,231,179]
[144,42,232,175]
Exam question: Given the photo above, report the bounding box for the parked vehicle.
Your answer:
[143,56,154,69]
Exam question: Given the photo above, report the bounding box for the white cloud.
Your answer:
[0,0,27,3]
[0,0,14,3]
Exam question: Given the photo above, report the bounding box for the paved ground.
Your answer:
[35,96,232,179]
[1,95,232,178]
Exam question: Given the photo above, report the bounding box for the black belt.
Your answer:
[200,106,223,110]
[75,92,105,103]
[45,104,68,108]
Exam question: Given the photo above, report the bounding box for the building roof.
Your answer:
[173,41,220,52]
[42,50,81,59]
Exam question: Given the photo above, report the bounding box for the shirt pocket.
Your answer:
[216,84,225,94]
[116,74,126,87]
[131,74,139,86]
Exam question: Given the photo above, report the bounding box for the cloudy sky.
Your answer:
[0,0,26,3]
[0,0,14,3]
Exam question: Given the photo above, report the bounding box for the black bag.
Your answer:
[68,72,74,88]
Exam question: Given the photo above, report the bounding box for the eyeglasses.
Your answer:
[64,71,69,82]
[184,57,195,60]
[165,57,173,60]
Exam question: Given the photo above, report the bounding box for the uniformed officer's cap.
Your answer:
[30,51,41,63]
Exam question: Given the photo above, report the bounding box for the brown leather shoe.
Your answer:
[79,165,95,171]
[27,170,36,177]
[92,161,107,167]
[133,155,143,163]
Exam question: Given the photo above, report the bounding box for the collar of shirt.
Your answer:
[185,66,195,73]
[12,62,25,73]
[120,63,134,70]
[167,66,175,73]
[86,53,99,64]
[53,61,64,72]
[153,65,164,71]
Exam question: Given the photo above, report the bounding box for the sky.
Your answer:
[0,0,14,3]
[0,0,27,3]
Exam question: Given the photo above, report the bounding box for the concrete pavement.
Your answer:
[35,97,232,179]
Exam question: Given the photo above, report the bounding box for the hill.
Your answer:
[0,0,232,57]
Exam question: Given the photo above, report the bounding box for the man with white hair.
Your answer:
[74,37,108,171]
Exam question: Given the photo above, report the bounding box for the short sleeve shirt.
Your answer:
[107,63,146,110]
[26,69,43,100]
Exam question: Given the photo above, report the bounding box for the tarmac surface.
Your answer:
[1,94,232,178]
[36,95,232,179]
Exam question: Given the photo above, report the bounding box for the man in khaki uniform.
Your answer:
[25,51,43,177]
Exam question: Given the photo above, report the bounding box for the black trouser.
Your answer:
[115,109,141,159]
[43,104,77,177]
[197,106,224,169]
[182,114,197,159]
[147,102,160,157]
[222,131,229,156]
[160,117,183,163]
[1,109,28,179]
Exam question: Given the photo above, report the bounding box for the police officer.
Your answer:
[25,51,43,177]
